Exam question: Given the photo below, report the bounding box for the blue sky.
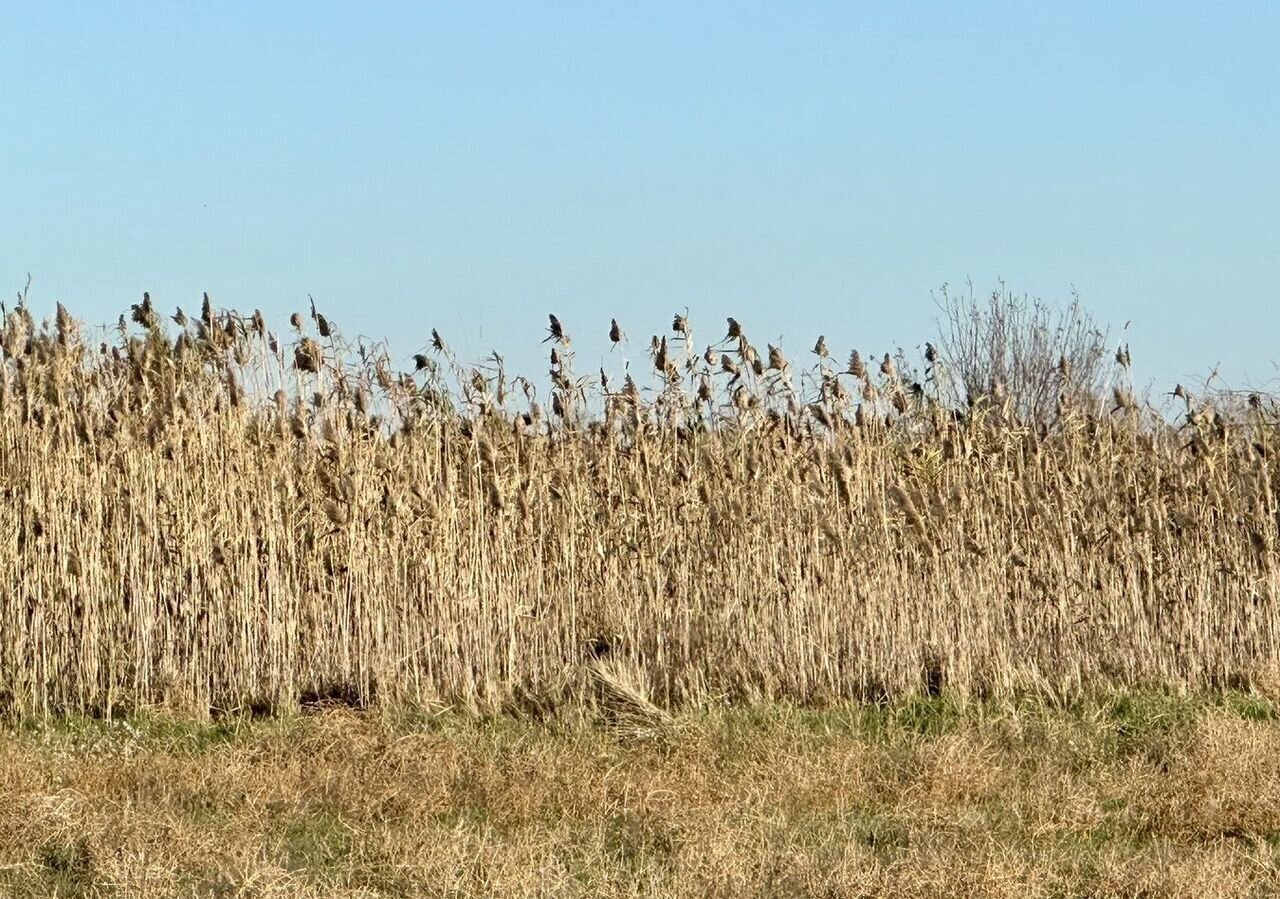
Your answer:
[2,3,1276,391]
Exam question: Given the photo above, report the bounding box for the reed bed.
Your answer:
[0,295,1277,717]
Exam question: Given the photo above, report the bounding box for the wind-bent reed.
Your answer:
[1,295,1277,717]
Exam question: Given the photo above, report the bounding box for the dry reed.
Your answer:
[0,298,1277,717]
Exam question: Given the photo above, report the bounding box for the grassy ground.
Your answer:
[4,692,1280,898]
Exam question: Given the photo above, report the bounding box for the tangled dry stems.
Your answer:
[1,296,1278,716]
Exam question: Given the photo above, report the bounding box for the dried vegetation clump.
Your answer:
[1,293,1278,716]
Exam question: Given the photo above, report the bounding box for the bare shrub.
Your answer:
[932,280,1110,425]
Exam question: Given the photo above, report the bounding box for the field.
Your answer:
[2,296,1279,895]
[4,694,1280,898]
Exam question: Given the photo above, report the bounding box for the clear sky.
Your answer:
[2,3,1276,391]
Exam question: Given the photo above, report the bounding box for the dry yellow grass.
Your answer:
[0,298,1277,716]
[3,696,1280,897]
